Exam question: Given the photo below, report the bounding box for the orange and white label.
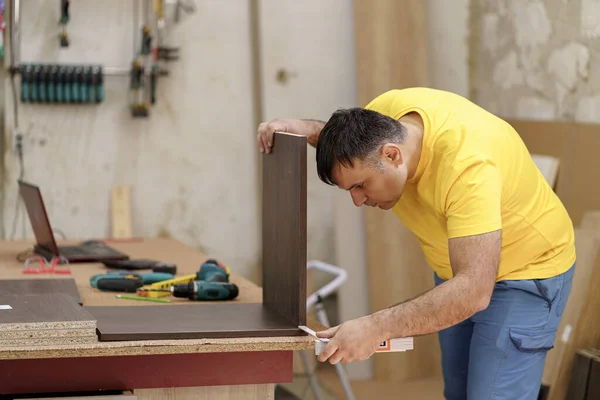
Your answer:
[377,340,392,351]
[314,337,414,355]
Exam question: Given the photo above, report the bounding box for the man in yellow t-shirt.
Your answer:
[256,87,575,400]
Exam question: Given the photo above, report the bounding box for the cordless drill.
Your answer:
[196,258,229,282]
[169,280,239,301]
[168,259,239,301]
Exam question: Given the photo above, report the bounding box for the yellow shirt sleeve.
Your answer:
[443,157,503,238]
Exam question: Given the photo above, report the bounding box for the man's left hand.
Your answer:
[316,316,385,364]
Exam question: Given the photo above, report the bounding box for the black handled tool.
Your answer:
[102,259,177,275]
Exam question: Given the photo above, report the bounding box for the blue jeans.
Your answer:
[435,264,575,400]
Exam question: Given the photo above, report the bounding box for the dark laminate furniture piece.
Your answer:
[262,131,307,327]
[88,303,304,341]
[566,349,600,400]
[0,293,95,331]
[0,278,82,305]
[89,132,308,341]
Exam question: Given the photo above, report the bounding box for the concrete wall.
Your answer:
[471,0,600,123]
[1,0,355,284]
[3,0,262,283]
[427,0,470,97]
[258,0,357,274]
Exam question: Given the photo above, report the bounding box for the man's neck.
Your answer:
[399,113,424,180]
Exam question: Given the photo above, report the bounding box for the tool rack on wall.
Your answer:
[4,0,193,117]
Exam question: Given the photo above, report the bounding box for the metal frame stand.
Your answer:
[299,260,356,400]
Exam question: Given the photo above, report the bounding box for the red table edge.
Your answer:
[0,350,293,395]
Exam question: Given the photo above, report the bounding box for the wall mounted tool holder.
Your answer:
[19,63,104,104]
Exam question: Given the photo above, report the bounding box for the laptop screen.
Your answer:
[18,181,59,255]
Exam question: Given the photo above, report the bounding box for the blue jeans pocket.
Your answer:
[509,327,557,353]
[532,264,575,317]
[555,264,575,317]
[533,280,553,309]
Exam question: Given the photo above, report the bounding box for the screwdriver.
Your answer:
[81,65,91,102]
[30,65,40,102]
[150,65,158,104]
[57,66,67,103]
[39,65,50,103]
[93,65,104,103]
[72,66,82,103]
[64,66,73,102]
[59,0,69,47]
[20,65,31,102]
[48,65,58,102]
[141,25,152,55]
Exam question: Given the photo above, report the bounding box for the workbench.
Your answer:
[0,238,315,400]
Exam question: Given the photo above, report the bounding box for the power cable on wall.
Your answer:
[8,0,24,240]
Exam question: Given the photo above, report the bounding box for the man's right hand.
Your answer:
[257,118,324,154]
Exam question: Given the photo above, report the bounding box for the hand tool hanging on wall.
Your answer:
[47,65,58,102]
[152,0,170,76]
[128,22,154,117]
[57,65,67,102]
[18,63,104,104]
[38,66,48,102]
[30,65,40,102]
[81,65,90,102]
[92,65,104,103]
[150,64,158,104]
[141,25,152,55]
[151,0,181,76]
[154,46,179,76]
[20,65,32,102]
[151,1,180,79]
[64,66,73,102]
[72,66,82,102]
[125,0,190,117]
[59,0,70,47]
[130,59,148,117]
[0,0,5,59]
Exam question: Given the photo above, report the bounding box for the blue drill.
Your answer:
[169,259,239,301]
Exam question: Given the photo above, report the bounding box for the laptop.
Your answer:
[18,180,130,262]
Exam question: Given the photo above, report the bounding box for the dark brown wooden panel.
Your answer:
[566,351,593,400]
[0,278,81,305]
[588,358,600,400]
[0,293,95,331]
[0,351,293,394]
[262,132,307,327]
[87,303,303,341]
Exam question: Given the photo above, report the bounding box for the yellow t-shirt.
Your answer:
[365,87,576,281]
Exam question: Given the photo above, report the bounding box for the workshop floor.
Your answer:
[277,363,445,400]
[276,363,338,400]
[276,376,336,399]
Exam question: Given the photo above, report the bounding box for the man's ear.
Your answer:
[381,143,403,166]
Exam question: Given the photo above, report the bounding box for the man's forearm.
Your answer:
[302,119,325,147]
[372,274,491,339]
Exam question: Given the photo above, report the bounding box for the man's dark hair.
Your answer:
[316,108,407,185]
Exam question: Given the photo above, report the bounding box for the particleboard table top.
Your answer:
[0,238,314,360]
